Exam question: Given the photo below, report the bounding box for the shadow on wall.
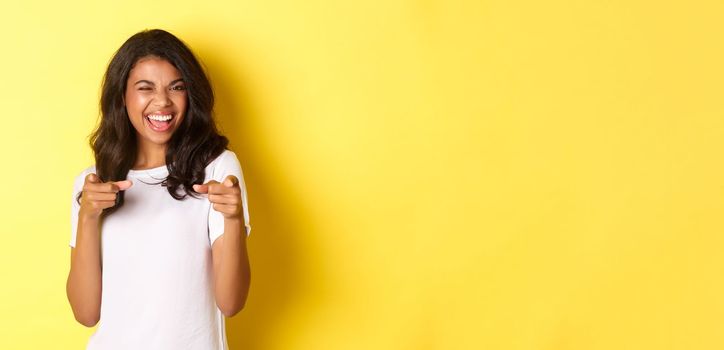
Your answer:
[198,38,320,349]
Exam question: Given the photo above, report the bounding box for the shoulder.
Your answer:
[207,149,240,170]
[206,149,242,181]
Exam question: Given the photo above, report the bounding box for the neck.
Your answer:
[134,141,167,170]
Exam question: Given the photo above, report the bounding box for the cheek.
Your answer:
[173,94,188,110]
[125,94,147,115]
[124,95,146,128]
[173,95,189,118]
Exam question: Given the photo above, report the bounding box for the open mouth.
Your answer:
[144,113,175,132]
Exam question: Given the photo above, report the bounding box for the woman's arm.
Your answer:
[194,174,251,317]
[211,217,251,317]
[66,173,132,327]
[66,211,103,327]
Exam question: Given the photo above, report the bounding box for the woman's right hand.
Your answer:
[79,173,133,219]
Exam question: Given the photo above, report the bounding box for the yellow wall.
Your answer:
[1,1,722,349]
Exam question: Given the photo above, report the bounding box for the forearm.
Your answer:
[214,217,251,317]
[66,213,103,327]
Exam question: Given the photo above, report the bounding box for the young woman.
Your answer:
[66,29,251,350]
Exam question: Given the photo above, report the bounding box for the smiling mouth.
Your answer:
[145,113,175,132]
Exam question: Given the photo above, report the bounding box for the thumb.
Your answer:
[112,180,133,191]
[223,175,239,188]
[85,173,100,184]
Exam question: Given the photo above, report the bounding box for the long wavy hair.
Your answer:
[76,29,228,219]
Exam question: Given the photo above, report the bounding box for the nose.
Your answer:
[153,89,172,107]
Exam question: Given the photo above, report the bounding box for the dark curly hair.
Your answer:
[76,28,228,219]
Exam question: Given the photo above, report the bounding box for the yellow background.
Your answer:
[1,0,722,349]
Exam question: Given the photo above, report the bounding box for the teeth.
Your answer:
[147,114,173,121]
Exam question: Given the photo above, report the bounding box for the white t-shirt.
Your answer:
[69,149,251,350]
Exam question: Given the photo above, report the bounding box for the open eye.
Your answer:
[172,85,186,91]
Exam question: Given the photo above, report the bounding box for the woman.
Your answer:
[66,28,251,350]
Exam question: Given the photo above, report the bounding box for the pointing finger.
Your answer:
[193,180,219,194]
[193,184,207,193]
[112,180,133,191]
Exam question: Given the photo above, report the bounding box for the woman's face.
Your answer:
[124,55,187,148]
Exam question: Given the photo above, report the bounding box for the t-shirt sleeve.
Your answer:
[208,150,251,246]
[70,168,91,248]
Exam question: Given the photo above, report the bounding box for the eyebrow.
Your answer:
[134,78,185,86]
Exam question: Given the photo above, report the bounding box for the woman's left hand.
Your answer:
[193,175,243,220]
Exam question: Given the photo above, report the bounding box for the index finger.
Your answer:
[84,182,120,193]
[111,180,133,191]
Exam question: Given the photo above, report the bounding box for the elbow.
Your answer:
[74,311,100,327]
[217,295,248,318]
[218,301,246,318]
[66,274,101,327]
[221,308,241,318]
[67,292,100,327]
